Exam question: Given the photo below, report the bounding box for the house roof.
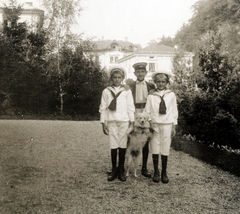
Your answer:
[84,39,142,51]
[138,43,175,54]
[118,43,177,62]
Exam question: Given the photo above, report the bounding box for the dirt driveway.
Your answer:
[0,120,239,214]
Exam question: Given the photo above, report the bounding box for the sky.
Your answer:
[73,0,199,47]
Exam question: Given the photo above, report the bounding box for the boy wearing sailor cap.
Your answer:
[99,65,135,182]
[131,62,155,178]
[144,71,178,183]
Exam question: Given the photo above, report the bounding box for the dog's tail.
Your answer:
[131,150,140,157]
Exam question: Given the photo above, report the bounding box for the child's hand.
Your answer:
[171,124,176,137]
[126,121,134,135]
[150,122,158,133]
[102,123,109,135]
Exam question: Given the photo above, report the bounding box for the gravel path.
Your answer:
[0,120,239,214]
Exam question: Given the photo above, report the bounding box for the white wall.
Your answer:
[118,54,175,81]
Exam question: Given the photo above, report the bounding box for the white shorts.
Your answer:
[108,121,129,149]
[151,123,173,156]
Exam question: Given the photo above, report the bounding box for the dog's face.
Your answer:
[134,112,150,128]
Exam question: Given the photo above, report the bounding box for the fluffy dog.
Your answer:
[126,112,153,177]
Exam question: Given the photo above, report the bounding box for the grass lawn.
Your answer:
[0,120,240,214]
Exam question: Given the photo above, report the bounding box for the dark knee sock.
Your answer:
[111,149,118,169]
[152,154,159,172]
[142,141,149,169]
[161,155,168,174]
[118,148,126,167]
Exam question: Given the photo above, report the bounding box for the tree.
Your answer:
[0,1,51,115]
[58,46,105,118]
[158,35,175,47]
[174,0,240,53]
[196,31,236,92]
[172,49,193,85]
[40,0,82,114]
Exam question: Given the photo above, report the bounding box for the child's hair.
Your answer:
[153,73,169,83]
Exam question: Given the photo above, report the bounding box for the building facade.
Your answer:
[0,1,44,32]
[117,43,193,81]
[83,39,142,71]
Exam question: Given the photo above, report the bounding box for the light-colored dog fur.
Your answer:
[126,112,153,177]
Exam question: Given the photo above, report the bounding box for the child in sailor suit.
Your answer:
[144,71,178,184]
[99,66,135,182]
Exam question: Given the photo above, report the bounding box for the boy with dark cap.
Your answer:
[130,62,155,178]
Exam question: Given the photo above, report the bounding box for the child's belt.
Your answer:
[135,103,146,109]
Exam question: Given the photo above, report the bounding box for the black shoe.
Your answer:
[152,170,160,183]
[141,168,151,178]
[161,172,169,184]
[108,167,118,181]
[118,166,126,182]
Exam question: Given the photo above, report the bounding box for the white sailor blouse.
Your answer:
[144,89,178,125]
[99,85,135,123]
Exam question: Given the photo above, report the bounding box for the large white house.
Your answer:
[118,43,194,81]
[84,40,193,81]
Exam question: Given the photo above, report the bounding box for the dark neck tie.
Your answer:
[108,90,122,111]
[159,95,166,114]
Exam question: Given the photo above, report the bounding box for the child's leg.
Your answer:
[151,124,160,183]
[117,121,129,181]
[159,124,172,183]
[152,154,160,183]
[161,155,169,183]
[108,148,118,181]
[118,148,126,181]
[107,121,119,181]
[159,124,172,156]
[142,141,151,177]
[111,148,118,169]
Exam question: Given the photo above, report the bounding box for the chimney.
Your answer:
[125,37,128,41]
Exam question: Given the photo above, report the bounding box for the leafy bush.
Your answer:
[211,109,239,149]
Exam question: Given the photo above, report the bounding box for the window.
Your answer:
[110,56,118,64]
[111,43,118,50]
[149,63,155,72]
[110,56,114,63]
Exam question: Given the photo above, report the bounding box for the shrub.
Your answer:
[211,109,239,149]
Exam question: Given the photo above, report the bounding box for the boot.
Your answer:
[108,167,118,181]
[141,141,151,178]
[108,149,118,181]
[118,148,126,181]
[161,155,169,184]
[118,166,126,181]
[152,154,160,183]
